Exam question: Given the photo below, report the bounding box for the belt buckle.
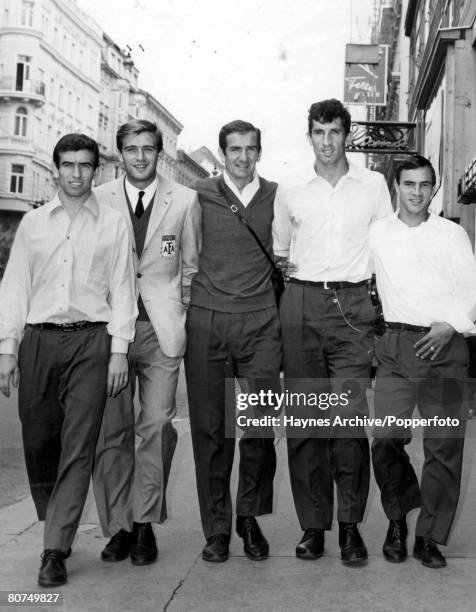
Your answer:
[324,281,329,290]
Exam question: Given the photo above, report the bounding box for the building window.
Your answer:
[14,107,28,136]
[21,0,34,27]
[16,55,31,91]
[10,165,25,193]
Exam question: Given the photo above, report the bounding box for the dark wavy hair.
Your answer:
[53,133,99,169]
[395,154,436,186]
[308,99,351,136]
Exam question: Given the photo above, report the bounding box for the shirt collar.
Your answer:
[307,159,366,186]
[125,175,158,203]
[394,208,436,227]
[223,170,259,193]
[47,192,99,216]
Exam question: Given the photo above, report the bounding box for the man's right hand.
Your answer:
[0,354,19,397]
[275,257,297,280]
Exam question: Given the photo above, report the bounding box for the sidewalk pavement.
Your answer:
[1,416,476,611]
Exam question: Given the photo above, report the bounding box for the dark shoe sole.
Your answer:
[101,551,130,562]
[130,551,158,566]
[38,576,67,588]
[296,548,323,560]
[341,553,368,567]
[383,549,407,563]
[202,551,229,563]
[413,550,446,568]
[244,547,269,561]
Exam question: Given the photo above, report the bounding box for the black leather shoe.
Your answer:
[101,529,133,562]
[413,536,447,568]
[383,517,408,563]
[38,550,67,587]
[130,522,158,566]
[339,522,368,566]
[202,534,230,562]
[236,516,269,561]
[296,528,325,560]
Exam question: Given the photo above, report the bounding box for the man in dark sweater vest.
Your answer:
[93,119,200,565]
[185,120,281,562]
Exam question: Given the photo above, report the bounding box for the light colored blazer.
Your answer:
[94,174,201,357]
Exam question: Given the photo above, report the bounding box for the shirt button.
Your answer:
[332,298,338,304]
[137,273,142,278]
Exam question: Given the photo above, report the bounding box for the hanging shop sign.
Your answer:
[346,121,417,154]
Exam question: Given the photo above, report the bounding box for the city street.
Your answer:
[1,378,476,611]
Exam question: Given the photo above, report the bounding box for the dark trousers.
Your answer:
[281,282,374,529]
[184,305,281,539]
[372,329,467,544]
[18,324,110,552]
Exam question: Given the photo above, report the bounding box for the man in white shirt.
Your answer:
[370,154,476,568]
[0,134,137,587]
[273,99,392,565]
[92,120,201,566]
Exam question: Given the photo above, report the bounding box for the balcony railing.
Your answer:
[0,77,45,99]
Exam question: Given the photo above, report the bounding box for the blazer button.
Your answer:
[137,273,142,278]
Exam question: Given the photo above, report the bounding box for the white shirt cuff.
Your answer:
[0,338,18,357]
[111,337,129,354]
[445,312,476,335]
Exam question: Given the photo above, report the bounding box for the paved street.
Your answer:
[1,380,476,611]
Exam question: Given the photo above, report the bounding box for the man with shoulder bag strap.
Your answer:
[185,119,282,563]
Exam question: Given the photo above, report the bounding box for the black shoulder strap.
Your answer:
[217,179,280,274]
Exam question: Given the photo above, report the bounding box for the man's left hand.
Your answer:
[107,353,129,397]
[414,322,455,360]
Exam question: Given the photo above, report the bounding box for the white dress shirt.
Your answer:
[0,193,138,356]
[369,211,476,334]
[125,176,158,212]
[223,171,260,207]
[273,161,392,282]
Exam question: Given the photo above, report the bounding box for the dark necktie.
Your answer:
[135,191,145,218]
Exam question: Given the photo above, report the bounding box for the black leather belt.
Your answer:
[288,278,368,290]
[27,321,106,332]
[385,322,430,333]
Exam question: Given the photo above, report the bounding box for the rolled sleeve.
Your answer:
[0,219,31,357]
[374,174,393,220]
[446,228,476,334]
[272,184,292,258]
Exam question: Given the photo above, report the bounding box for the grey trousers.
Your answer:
[93,321,181,536]
[372,328,468,544]
[18,324,110,553]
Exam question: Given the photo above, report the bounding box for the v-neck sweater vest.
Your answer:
[125,188,155,322]
[191,175,277,313]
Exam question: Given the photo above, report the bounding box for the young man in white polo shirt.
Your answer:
[370,154,476,568]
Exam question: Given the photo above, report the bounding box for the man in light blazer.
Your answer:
[93,119,201,565]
